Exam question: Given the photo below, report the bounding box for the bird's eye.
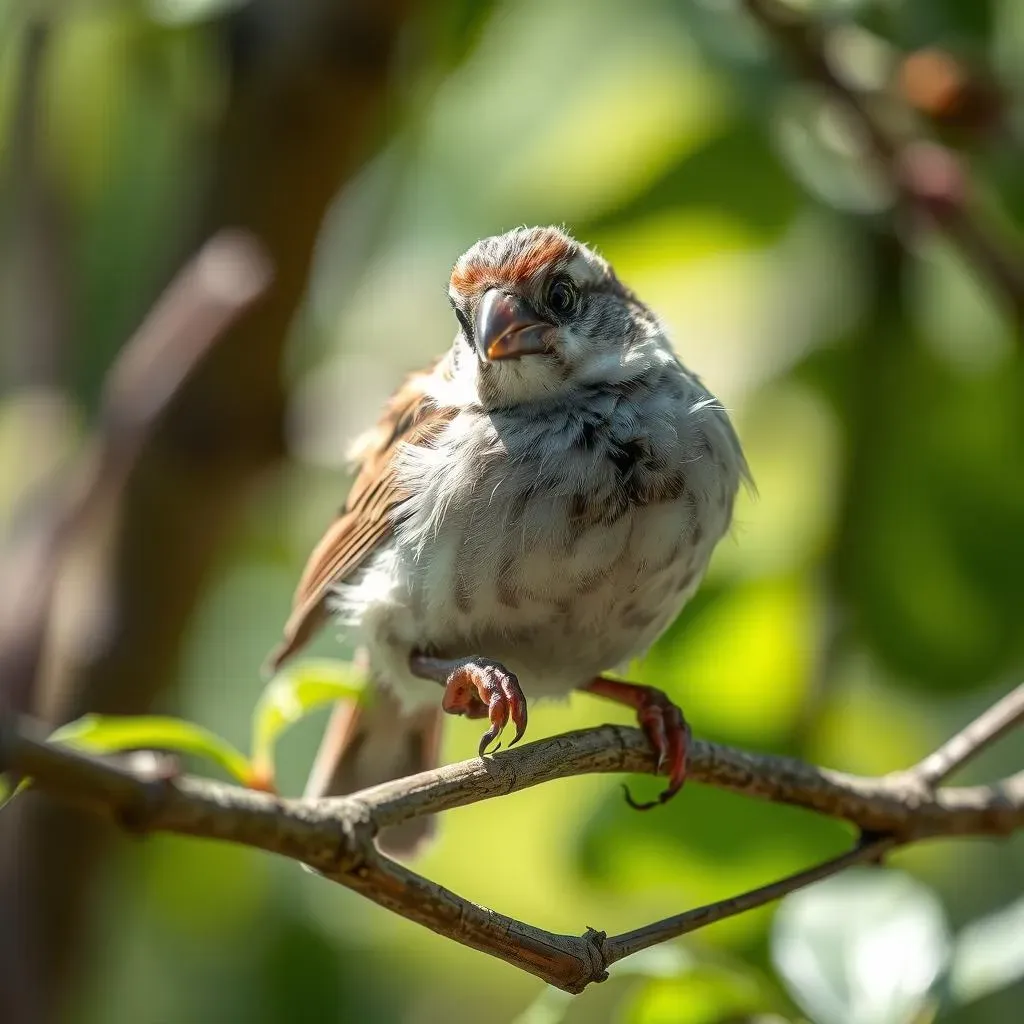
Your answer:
[546,277,578,317]
[453,306,472,338]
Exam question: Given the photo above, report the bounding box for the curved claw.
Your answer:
[622,783,659,811]
[583,677,690,808]
[504,674,528,746]
[437,657,528,757]
[479,732,501,757]
[635,698,689,806]
[481,683,510,755]
[639,703,670,774]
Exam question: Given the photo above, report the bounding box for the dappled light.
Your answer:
[0,1,1022,1023]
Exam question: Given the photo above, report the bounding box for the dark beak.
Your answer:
[475,289,549,361]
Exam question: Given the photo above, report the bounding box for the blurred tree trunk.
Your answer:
[0,3,418,1021]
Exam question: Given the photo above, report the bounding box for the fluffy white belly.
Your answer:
[331,382,740,711]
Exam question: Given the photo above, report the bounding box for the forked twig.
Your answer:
[2,686,1020,993]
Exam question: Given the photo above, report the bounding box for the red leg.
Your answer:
[581,677,690,809]
[409,654,528,757]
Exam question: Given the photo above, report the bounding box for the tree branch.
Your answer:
[2,685,1021,994]
[1,4,1021,1006]
[910,683,1024,787]
[0,231,271,723]
[601,835,896,968]
[741,0,1024,324]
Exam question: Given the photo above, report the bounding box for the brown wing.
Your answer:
[265,364,453,673]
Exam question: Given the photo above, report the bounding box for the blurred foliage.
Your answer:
[771,870,1024,1023]
[0,714,252,809]
[0,657,368,805]
[1,0,1022,1022]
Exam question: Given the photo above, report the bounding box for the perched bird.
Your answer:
[267,226,749,853]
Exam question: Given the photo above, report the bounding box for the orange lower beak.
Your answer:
[475,290,549,361]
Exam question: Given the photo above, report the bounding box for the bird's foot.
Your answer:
[409,654,528,756]
[581,677,690,808]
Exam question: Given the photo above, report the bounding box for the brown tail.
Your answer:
[262,597,328,679]
[305,689,442,857]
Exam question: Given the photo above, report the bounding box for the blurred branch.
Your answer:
[0,3,419,1019]
[0,231,271,1024]
[1,12,70,392]
[910,683,1024,786]
[601,835,896,967]
[741,0,1024,325]
[2,687,1020,995]
[0,230,272,723]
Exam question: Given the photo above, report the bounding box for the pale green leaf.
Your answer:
[948,895,1024,1006]
[51,714,252,783]
[250,660,366,785]
[0,776,30,811]
[627,966,775,1024]
[507,946,724,1019]
[771,869,950,1024]
[0,714,252,812]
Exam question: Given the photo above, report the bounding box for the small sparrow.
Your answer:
[268,226,749,853]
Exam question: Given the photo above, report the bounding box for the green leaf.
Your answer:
[586,124,802,242]
[56,714,252,782]
[511,947,773,1024]
[0,714,252,811]
[619,945,784,1024]
[771,869,950,1024]
[0,776,30,811]
[250,660,366,787]
[947,895,1024,1007]
[626,966,774,1024]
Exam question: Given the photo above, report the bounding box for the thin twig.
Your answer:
[0,232,271,717]
[911,683,1024,787]
[2,698,1021,994]
[94,229,275,485]
[1,13,68,392]
[602,835,896,966]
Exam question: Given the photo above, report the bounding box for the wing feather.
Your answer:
[265,364,453,673]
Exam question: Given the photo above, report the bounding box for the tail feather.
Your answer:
[305,690,442,857]
[262,597,328,678]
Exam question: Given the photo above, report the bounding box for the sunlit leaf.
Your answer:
[588,124,803,242]
[947,895,1024,1007]
[250,660,366,787]
[0,776,29,811]
[50,714,250,780]
[0,714,252,811]
[626,966,774,1024]
[511,946,767,1024]
[635,573,814,745]
[771,869,950,1024]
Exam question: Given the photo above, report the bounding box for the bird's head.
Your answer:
[446,226,665,406]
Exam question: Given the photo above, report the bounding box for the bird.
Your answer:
[266,225,749,854]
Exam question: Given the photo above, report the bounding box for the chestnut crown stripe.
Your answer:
[450,231,575,293]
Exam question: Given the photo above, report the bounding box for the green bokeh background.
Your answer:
[1,1,1021,1021]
